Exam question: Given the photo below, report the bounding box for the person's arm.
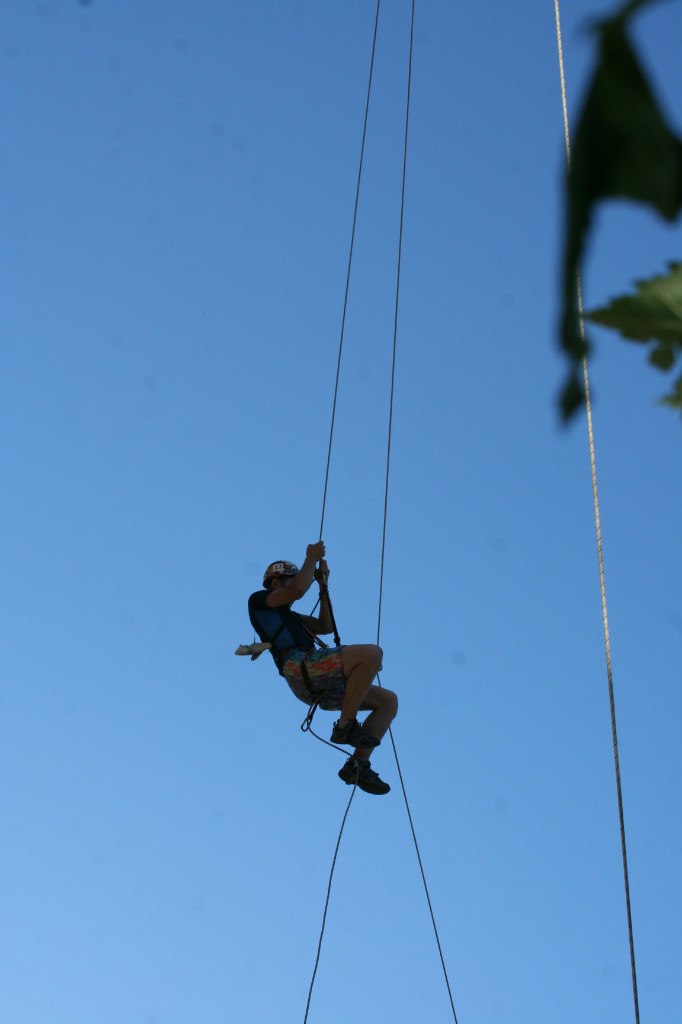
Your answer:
[265,541,325,608]
[298,560,334,634]
[314,582,334,634]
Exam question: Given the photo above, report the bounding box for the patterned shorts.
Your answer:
[282,647,347,710]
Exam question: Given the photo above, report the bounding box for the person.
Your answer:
[248,541,397,795]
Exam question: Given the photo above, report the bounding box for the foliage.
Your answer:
[560,0,682,418]
[585,262,682,407]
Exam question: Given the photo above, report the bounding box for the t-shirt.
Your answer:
[248,589,314,673]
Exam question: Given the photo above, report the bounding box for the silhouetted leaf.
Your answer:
[583,262,682,407]
[559,373,586,420]
[559,0,682,419]
[585,262,682,347]
[660,373,682,411]
[649,343,676,370]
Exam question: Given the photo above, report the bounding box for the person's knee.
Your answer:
[384,688,398,718]
[343,643,383,676]
[369,644,383,672]
[374,687,397,718]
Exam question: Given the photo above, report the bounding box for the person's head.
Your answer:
[262,560,299,591]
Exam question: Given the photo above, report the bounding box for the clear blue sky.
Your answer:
[2,2,680,1023]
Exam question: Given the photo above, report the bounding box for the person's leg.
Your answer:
[338,644,383,722]
[353,685,398,760]
[338,685,397,796]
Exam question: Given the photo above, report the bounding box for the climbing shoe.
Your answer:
[330,718,380,749]
[338,758,391,796]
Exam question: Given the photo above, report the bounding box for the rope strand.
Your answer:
[553,5,640,1022]
[303,8,381,1018]
[302,778,358,1024]
[374,3,460,1020]
[306,5,460,1020]
[376,0,412,646]
[319,0,382,541]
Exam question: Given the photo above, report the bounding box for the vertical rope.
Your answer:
[375,0,411,645]
[306,4,460,1020]
[553,6,640,1023]
[302,781,358,1024]
[319,0,382,541]
[374,4,460,1021]
[303,8,380,1020]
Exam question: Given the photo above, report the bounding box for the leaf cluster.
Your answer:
[560,0,682,418]
[585,261,682,407]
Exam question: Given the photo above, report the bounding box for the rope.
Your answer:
[376,0,411,645]
[388,731,460,1020]
[373,5,460,1019]
[319,0,382,541]
[305,4,460,1020]
[553,5,640,1023]
[302,772,359,1024]
[302,7,381,1020]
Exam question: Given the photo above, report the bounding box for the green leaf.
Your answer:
[585,261,682,349]
[649,343,676,371]
[660,373,682,411]
[559,0,682,419]
[559,373,586,420]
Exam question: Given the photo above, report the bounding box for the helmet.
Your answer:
[263,560,299,589]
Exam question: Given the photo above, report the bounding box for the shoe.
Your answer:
[330,718,380,749]
[338,758,391,796]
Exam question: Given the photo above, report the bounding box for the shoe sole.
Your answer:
[331,729,380,748]
[338,767,390,796]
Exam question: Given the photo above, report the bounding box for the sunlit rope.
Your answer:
[318,0,382,541]
[553,5,640,1023]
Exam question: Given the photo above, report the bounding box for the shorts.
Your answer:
[282,647,347,710]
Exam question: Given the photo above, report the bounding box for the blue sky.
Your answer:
[1,2,680,1022]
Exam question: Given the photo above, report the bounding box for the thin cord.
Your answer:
[306,4,460,1020]
[374,3,460,1021]
[319,0,382,541]
[301,8,381,1019]
[553,5,640,1023]
[302,775,358,1024]
[375,0,411,645]
[389,730,460,1022]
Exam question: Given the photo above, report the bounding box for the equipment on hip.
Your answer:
[235,642,271,660]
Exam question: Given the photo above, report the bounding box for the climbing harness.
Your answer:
[236,578,326,665]
[553,3,640,1022]
[236,564,337,661]
[234,611,298,663]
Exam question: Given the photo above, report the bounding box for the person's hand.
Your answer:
[306,540,326,563]
[314,559,329,585]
